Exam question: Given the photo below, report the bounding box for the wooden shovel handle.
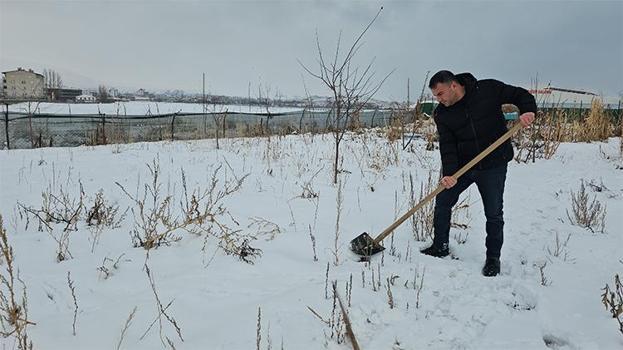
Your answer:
[373,122,523,244]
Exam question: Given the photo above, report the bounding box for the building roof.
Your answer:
[2,68,44,77]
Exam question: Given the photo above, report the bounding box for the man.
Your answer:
[421,70,536,277]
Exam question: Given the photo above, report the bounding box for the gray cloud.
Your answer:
[1,0,621,100]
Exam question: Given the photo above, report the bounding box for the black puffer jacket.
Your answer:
[433,73,537,176]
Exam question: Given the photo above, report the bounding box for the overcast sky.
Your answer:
[1,0,622,100]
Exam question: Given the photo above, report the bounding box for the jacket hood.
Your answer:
[455,72,477,92]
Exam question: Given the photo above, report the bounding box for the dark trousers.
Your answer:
[432,164,507,258]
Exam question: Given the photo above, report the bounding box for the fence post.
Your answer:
[101,113,107,145]
[170,113,176,140]
[4,103,9,150]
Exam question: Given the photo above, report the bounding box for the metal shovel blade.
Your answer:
[350,232,385,259]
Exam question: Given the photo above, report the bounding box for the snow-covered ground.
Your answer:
[2,101,305,116]
[0,132,621,349]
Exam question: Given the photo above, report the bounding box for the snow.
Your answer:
[2,101,305,116]
[0,131,621,349]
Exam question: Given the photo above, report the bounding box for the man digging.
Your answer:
[421,70,536,277]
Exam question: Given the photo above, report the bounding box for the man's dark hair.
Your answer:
[429,70,458,89]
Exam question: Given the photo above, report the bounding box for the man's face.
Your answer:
[431,82,461,107]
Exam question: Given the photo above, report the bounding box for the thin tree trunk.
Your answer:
[333,137,340,184]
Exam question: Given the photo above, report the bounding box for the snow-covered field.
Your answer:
[0,131,621,349]
[2,101,304,116]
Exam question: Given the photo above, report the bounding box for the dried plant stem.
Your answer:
[67,272,78,336]
[116,306,138,350]
[143,263,183,347]
[0,214,35,350]
[256,306,262,350]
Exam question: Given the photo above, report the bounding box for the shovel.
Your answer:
[350,122,523,260]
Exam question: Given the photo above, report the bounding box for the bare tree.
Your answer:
[98,85,109,103]
[43,69,63,89]
[300,7,392,184]
[25,81,44,148]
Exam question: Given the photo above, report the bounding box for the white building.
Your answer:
[2,68,45,100]
[75,94,97,103]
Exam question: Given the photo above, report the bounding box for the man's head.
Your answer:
[429,70,465,107]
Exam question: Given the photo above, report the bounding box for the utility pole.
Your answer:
[203,73,207,135]
[4,102,9,150]
[407,78,410,106]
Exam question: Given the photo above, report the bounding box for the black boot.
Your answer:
[482,257,500,277]
[420,243,449,258]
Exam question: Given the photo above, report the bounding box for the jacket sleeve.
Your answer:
[490,79,537,115]
[434,114,459,177]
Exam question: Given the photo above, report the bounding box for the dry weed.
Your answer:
[0,215,35,350]
[566,180,607,233]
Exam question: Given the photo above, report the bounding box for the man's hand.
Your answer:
[519,112,535,127]
[440,176,457,189]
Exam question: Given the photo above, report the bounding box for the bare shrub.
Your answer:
[300,7,391,184]
[19,182,85,233]
[116,160,181,250]
[86,190,126,252]
[117,160,266,263]
[18,183,85,261]
[566,180,607,233]
[0,215,35,350]
[514,110,565,163]
[86,190,124,227]
[601,274,623,335]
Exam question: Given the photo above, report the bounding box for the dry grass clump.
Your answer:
[514,98,619,162]
[409,171,435,242]
[559,99,615,143]
[601,274,623,335]
[581,99,613,141]
[0,215,35,350]
[117,159,270,264]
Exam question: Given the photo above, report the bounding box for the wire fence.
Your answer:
[2,104,620,150]
[0,109,394,149]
